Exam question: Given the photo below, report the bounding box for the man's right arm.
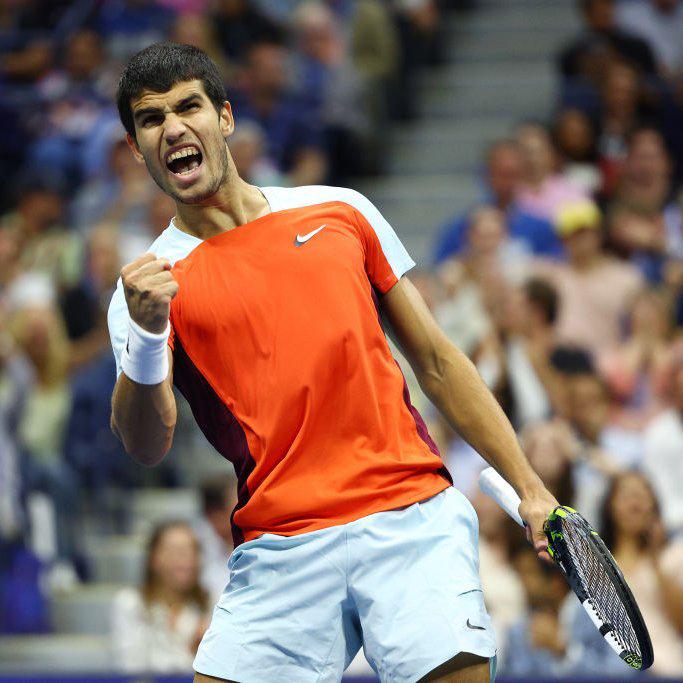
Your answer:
[110,253,179,467]
[111,349,176,466]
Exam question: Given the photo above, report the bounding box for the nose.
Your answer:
[163,112,187,145]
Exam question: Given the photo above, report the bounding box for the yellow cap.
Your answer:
[555,199,601,238]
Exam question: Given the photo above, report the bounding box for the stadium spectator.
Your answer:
[552,108,601,195]
[391,0,441,120]
[437,206,528,365]
[515,122,587,223]
[500,546,570,677]
[565,370,643,527]
[595,60,644,197]
[71,135,156,233]
[535,199,643,356]
[28,29,118,192]
[433,140,562,264]
[608,128,681,280]
[6,274,79,562]
[641,350,683,535]
[292,1,367,183]
[598,288,673,428]
[521,420,576,506]
[0,175,82,292]
[194,477,236,604]
[348,0,400,170]
[593,472,683,675]
[558,0,657,82]
[232,41,327,185]
[502,278,566,428]
[110,520,211,672]
[227,120,283,186]
[616,0,683,76]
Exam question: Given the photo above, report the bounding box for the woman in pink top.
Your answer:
[515,122,587,222]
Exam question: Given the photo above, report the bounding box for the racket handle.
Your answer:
[478,467,525,527]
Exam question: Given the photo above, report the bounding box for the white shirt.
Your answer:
[110,587,206,673]
[642,408,683,535]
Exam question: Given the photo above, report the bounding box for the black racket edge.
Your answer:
[544,505,654,672]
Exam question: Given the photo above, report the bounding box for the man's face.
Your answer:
[568,374,608,439]
[625,131,670,187]
[564,227,601,264]
[487,146,523,205]
[128,80,233,205]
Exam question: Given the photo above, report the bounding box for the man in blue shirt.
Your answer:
[433,140,563,264]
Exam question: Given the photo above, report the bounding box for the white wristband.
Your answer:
[121,318,170,385]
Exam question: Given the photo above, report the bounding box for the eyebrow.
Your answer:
[133,94,203,122]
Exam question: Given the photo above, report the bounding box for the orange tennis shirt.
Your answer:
[109,186,451,545]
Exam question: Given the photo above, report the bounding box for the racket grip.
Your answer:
[478,467,525,527]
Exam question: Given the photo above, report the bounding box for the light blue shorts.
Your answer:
[193,486,497,682]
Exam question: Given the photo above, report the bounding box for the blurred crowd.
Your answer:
[1,0,683,678]
[426,0,683,676]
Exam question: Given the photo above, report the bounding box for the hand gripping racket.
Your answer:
[478,467,654,671]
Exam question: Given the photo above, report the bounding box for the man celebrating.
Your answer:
[109,42,557,683]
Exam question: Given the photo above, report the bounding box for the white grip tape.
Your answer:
[121,318,170,385]
[478,467,524,527]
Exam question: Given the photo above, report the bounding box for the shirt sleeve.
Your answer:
[347,190,415,293]
[107,279,129,378]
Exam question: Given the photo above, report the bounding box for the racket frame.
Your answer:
[544,505,654,671]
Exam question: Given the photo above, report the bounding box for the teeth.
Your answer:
[167,147,199,164]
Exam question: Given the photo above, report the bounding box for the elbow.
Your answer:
[125,441,171,468]
[123,429,173,467]
[112,416,175,467]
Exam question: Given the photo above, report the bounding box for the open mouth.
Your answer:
[165,145,203,177]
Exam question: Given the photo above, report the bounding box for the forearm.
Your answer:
[419,339,544,498]
[111,372,176,466]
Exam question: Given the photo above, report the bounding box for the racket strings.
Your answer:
[563,519,640,655]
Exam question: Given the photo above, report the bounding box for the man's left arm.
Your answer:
[381,276,558,559]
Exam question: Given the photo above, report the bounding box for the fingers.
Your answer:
[121,252,157,277]
[121,254,171,280]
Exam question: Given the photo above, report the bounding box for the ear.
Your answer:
[126,132,145,164]
[219,101,235,139]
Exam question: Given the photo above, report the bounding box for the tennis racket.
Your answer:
[478,467,654,671]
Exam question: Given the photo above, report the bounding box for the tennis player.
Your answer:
[108,43,558,683]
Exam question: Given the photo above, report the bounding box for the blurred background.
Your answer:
[1,0,683,679]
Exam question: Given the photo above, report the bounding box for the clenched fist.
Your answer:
[121,253,179,334]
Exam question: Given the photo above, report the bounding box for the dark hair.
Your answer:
[141,519,209,611]
[599,472,661,552]
[550,345,594,375]
[201,477,232,514]
[524,277,559,326]
[116,42,226,139]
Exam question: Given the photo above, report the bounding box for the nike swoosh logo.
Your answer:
[466,619,486,631]
[294,224,326,246]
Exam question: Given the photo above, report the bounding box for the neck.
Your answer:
[173,164,271,240]
[614,535,642,561]
[151,584,187,609]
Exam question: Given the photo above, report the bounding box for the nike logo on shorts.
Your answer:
[294,225,326,246]
[466,619,486,631]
